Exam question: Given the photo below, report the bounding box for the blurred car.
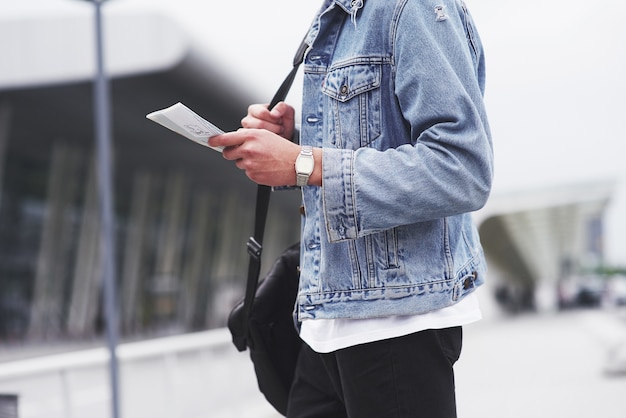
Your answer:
[605,275,626,307]
[558,275,605,309]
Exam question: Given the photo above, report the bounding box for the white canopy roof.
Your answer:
[0,1,193,90]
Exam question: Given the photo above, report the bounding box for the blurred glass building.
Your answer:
[0,3,300,349]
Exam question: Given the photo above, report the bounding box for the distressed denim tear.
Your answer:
[434,5,448,22]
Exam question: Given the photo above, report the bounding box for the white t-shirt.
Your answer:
[300,292,481,353]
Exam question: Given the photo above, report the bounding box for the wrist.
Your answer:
[293,146,322,187]
[308,148,323,186]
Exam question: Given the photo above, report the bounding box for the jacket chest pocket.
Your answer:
[322,63,382,150]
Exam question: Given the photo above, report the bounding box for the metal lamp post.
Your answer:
[78,1,121,417]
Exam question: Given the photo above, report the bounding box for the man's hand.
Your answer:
[209,102,321,187]
[209,128,301,187]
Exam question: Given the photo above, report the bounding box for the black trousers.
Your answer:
[286,327,463,418]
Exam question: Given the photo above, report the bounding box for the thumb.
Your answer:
[270,102,294,120]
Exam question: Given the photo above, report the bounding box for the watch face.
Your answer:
[296,156,314,174]
[296,158,313,174]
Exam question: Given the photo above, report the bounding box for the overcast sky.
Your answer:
[468,0,626,265]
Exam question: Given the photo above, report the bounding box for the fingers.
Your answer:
[272,102,295,132]
[208,130,247,153]
[241,104,276,130]
[209,128,272,162]
[268,102,294,120]
[241,102,295,138]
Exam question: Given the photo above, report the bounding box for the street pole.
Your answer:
[86,1,121,417]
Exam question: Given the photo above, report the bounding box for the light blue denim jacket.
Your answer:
[297,0,493,321]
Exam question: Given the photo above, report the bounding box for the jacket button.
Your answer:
[340,85,349,95]
[463,277,473,290]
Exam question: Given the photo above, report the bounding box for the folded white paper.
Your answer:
[146,102,224,152]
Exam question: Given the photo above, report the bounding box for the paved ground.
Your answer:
[456,308,626,418]
[1,307,625,417]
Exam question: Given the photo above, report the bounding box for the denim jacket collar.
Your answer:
[307,0,364,47]
[335,0,364,16]
[320,0,364,19]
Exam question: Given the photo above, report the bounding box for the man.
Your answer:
[210,0,493,416]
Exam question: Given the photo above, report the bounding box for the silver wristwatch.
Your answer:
[295,145,314,187]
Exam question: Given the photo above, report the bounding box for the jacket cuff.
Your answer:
[322,148,358,242]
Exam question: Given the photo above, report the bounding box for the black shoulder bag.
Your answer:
[227,40,308,417]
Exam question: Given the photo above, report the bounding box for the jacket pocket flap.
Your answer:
[322,64,381,103]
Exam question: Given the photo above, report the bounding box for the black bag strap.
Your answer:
[238,40,308,350]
